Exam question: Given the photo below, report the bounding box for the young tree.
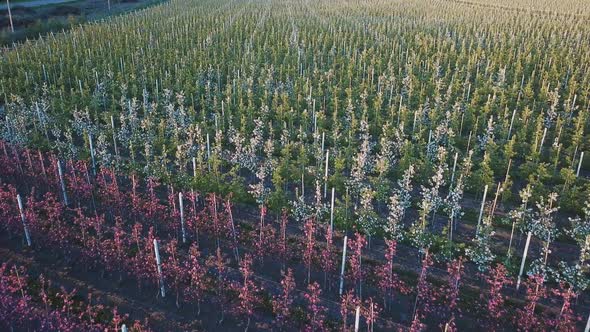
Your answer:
[186,244,208,316]
[320,221,336,289]
[375,239,408,310]
[515,274,547,331]
[441,258,464,331]
[410,251,434,332]
[546,282,580,331]
[482,264,512,329]
[361,297,381,332]
[235,254,260,332]
[272,268,296,328]
[347,232,367,297]
[302,217,316,284]
[207,247,231,324]
[304,282,327,332]
[340,290,360,332]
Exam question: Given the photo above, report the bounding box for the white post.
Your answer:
[57,160,69,206]
[507,108,516,140]
[450,152,458,186]
[111,115,118,157]
[577,151,584,177]
[206,133,211,172]
[354,306,361,332]
[507,221,516,258]
[476,184,488,233]
[321,132,325,159]
[153,239,165,297]
[226,199,240,261]
[323,150,329,198]
[339,235,348,295]
[584,310,590,332]
[88,133,96,175]
[538,127,547,154]
[6,0,14,33]
[17,194,31,246]
[301,172,305,199]
[517,231,532,290]
[192,157,197,178]
[330,188,335,234]
[179,192,186,243]
[121,324,128,332]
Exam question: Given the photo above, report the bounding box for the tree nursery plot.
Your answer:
[0,0,589,330]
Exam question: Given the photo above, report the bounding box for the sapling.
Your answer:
[321,222,335,289]
[236,254,260,332]
[482,264,511,329]
[224,195,240,261]
[164,239,185,308]
[186,244,207,315]
[207,247,230,324]
[411,251,433,331]
[303,217,316,284]
[348,233,366,298]
[272,268,295,327]
[361,298,380,332]
[304,282,327,331]
[516,274,547,331]
[375,239,407,310]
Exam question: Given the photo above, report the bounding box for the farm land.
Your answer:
[0,0,589,331]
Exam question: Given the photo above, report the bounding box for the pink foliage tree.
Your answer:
[481,263,512,329]
[302,217,316,284]
[304,282,327,332]
[272,268,296,328]
[375,239,409,310]
[515,274,547,331]
[235,254,260,331]
[347,232,367,296]
[186,243,208,316]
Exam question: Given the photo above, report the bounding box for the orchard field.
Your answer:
[1,0,590,330]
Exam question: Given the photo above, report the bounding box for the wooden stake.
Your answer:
[450,152,458,186]
[153,239,166,297]
[517,232,532,290]
[330,188,335,234]
[339,235,348,295]
[88,132,96,175]
[57,160,69,206]
[354,306,361,332]
[111,115,119,157]
[324,150,329,198]
[179,192,186,243]
[476,185,488,233]
[6,0,14,33]
[17,194,31,246]
[577,151,584,177]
